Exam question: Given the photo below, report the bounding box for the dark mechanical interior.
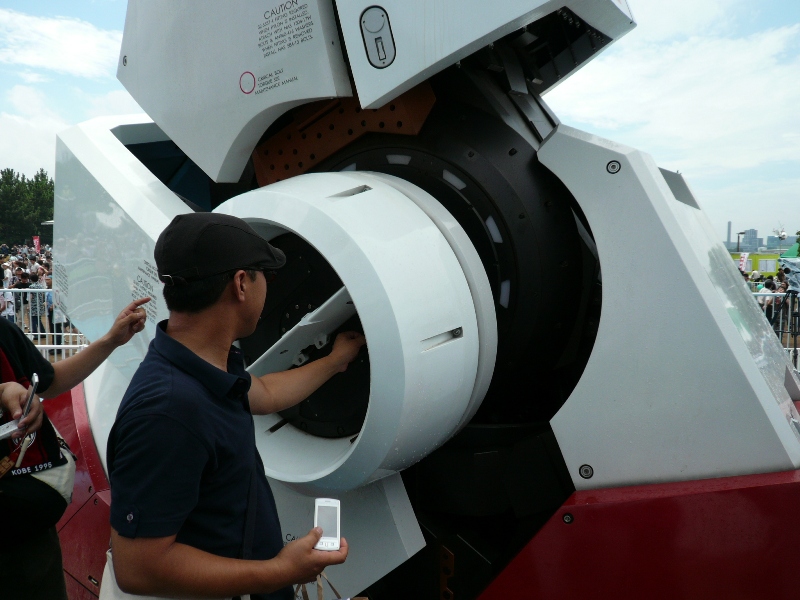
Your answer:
[123,9,607,597]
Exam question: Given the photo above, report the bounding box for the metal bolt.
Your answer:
[294,304,299,310]
[307,304,312,310]
[122,55,127,66]
[607,160,621,174]
[563,513,574,524]
[579,464,594,479]
[285,313,290,318]
[452,328,462,337]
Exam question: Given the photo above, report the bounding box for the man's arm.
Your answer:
[248,331,365,415]
[42,298,150,398]
[111,527,347,597]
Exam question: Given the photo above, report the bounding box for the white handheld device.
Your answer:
[0,374,38,441]
[313,498,341,551]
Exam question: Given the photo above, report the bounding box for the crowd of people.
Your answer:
[0,242,70,355]
[745,269,791,332]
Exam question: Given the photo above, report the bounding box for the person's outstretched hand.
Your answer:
[104,298,150,347]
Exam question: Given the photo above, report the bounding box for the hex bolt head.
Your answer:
[579,464,594,479]
[452,328,463,337]
[122,55,127,66]
[607,160,621,174]
[563,513,574,524]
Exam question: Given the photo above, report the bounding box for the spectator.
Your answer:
[11,267,22,287]
[761,280,776,323]
[28,274,47,343]
[45,277,68,357]
[0,298,149,599]
[1,290,14,323]
[2,262,10,288]
[12,272,30,329]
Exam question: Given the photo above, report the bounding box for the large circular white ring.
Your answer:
[216,172,496,492]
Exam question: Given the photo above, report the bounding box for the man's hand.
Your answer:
[45,297,151,399]
[274,528,348,585]
[104,298,150,347]
[0,382,43,439]
[328,332,366,373]
[250,331,366,414]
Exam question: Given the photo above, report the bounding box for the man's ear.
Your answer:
[231,270,248,302]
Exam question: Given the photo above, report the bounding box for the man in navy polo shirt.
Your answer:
[106,213,364,600]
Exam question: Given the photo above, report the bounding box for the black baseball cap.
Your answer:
[155,213,286,286]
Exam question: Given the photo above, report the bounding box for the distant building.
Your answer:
[740,229,761,253]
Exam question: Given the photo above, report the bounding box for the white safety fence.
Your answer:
[0,288,88,361]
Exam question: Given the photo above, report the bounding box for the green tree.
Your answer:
[0,168,54,246]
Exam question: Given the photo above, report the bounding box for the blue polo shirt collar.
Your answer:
[153,320,250,401]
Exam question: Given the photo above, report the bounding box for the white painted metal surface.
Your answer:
[115,0,633,185]
[117,0,352,182]
[217,171,494,492]
[541,126,800,490]
[336,0,636,108]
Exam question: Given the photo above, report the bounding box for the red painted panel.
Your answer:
[71,383,110,494]
[51,384,112,598]
[480,469,800,600]
[65,571,99,600]
[56,385,111,531]
[60,489,110,597]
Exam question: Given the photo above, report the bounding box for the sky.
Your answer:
[0,0,797,244]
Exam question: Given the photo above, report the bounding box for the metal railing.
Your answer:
[1,288,87,361]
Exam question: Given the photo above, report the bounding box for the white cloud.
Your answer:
[546,24,800,174]
[0,84,144,178]
[0,98,68,177]
[82,88,143,119]
[625,0,746,41]
[0,9,121,78]
[18,71,49,83]
[8,84,62,119]
[545,0,800,240]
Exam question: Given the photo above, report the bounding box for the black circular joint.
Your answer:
[579,464,594,479]
[311,93,598,423]
[122,55,127,67]
[563,513,574,524]
[606,160,621,174]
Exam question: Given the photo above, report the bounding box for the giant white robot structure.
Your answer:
[52,1,800,599]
